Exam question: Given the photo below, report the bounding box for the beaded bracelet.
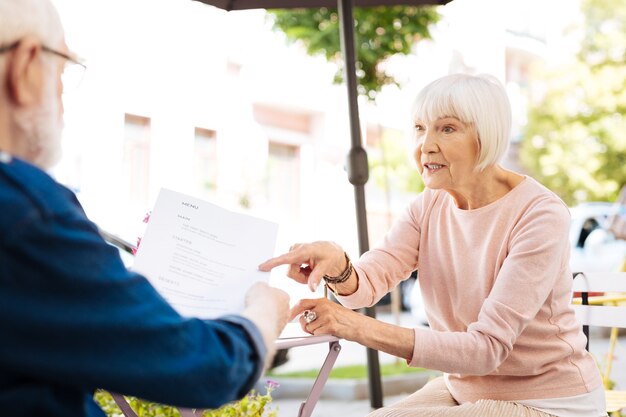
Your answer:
[323,252,353,284]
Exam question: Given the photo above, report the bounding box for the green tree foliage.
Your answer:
[520,0,626,205]
[268,6,440,99]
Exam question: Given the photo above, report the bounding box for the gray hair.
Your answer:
[412,73,512,171]
[0,0,64,47]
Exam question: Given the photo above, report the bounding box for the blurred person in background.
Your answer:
[261,74,606,417]
[0,1,290,416]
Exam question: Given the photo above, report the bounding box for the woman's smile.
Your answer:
[423,162,447,173]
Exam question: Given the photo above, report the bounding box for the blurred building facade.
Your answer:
[51,0,580,292]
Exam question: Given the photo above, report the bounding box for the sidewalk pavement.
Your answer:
[266,310,626,417]
[270,394,409,417]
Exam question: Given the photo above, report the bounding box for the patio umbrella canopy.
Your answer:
[196,0,449,9]
[192,0,452,410]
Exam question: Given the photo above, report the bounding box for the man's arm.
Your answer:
[0,211,269,409]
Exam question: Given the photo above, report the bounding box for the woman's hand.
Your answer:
[291,297,416,361]
[258,241,347,292]
[291,297,364,341]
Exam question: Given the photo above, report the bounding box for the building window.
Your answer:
[123,114,151,207]
[266,142,300,221]
[193,127,218,199]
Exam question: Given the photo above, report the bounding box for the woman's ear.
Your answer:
[6,36,44,107]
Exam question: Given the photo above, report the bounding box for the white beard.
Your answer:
[14,70,64,171]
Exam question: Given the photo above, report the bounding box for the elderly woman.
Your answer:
[260,74,606,417]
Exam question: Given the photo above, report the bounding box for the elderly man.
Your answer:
[0,1,290,416]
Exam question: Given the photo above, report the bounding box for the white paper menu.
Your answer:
[133,188,278,319]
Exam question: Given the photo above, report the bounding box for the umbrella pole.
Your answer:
[338,0,384,409]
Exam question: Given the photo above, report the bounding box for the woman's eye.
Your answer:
[442,126,454,133]
[414,124,425,132]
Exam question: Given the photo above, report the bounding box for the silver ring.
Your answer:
[303,310,317,324]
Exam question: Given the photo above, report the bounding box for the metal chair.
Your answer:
[572,271,626,416]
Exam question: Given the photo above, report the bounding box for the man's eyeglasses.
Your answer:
[0,41,87,91]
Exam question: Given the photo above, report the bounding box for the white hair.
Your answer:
[412,73,512,171]
[0,0,64,47]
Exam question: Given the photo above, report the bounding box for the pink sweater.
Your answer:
[339,177,602,403]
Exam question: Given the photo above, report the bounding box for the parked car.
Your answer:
[569,202,626,273]
[409,201,626,325]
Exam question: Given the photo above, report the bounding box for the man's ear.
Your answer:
[6,36,44,107]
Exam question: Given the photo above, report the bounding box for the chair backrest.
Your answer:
[572,272,626,347]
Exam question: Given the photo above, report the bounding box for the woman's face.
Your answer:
[413,116,480,192]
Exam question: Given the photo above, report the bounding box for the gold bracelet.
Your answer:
[323,252,353,284]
